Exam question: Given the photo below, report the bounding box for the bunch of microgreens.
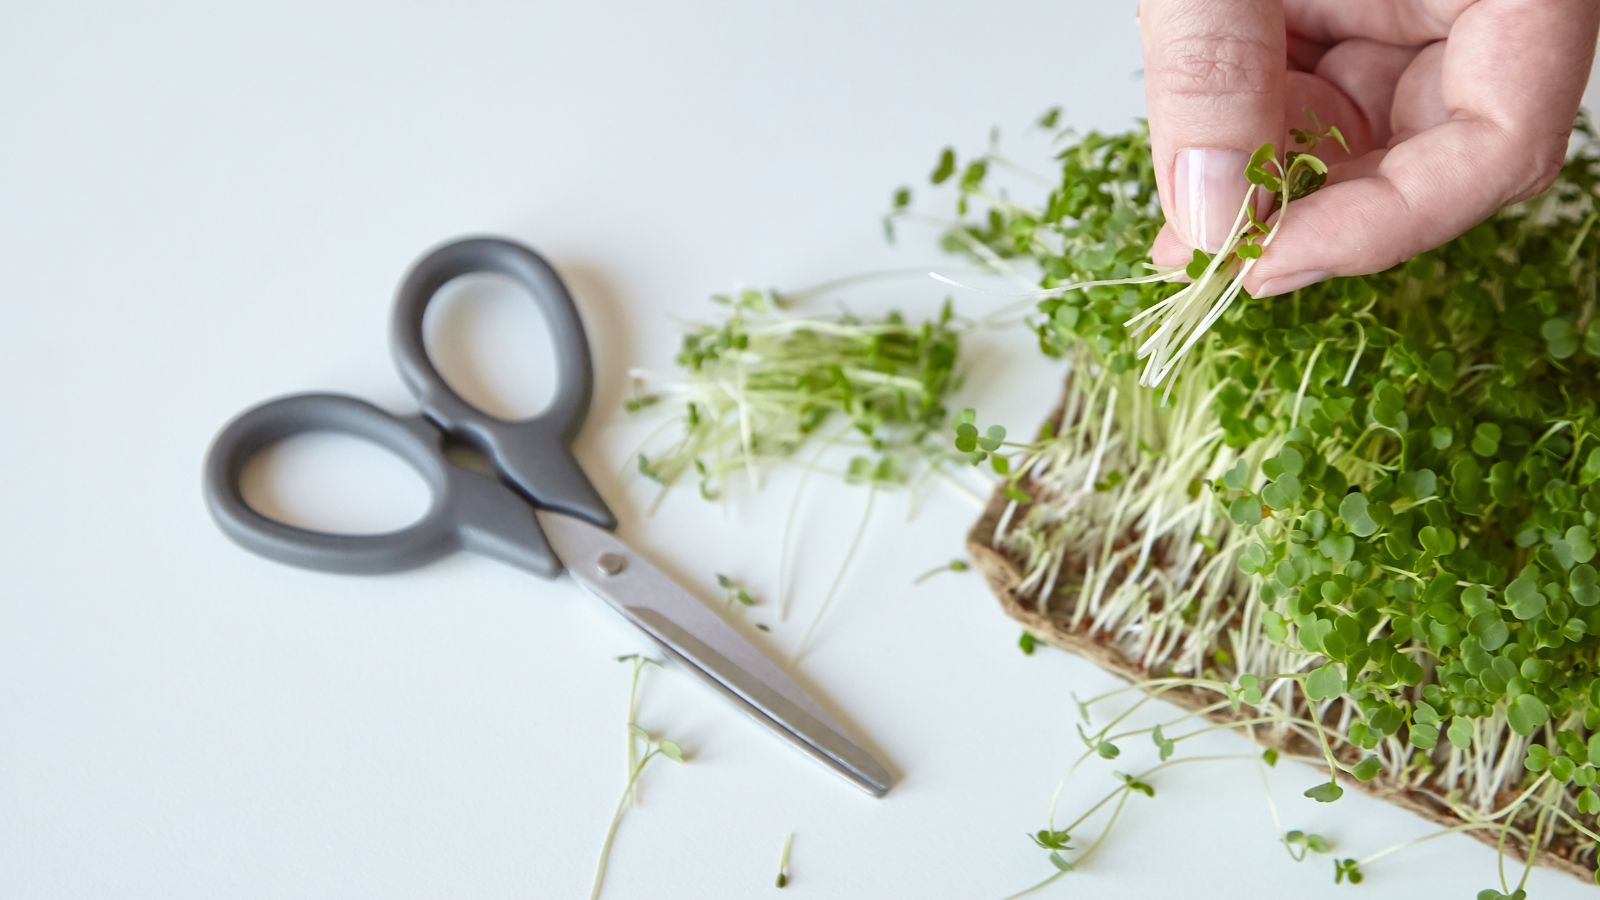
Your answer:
[589,655,685,900]
[894,106,1600,894]
[627,283,977,657]
[628,286,961,505]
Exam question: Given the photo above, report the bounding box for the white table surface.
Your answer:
[5,3,1599,898]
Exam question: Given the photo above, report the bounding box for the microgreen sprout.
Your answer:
[714,573,759,611]
[1283,829,1332,862]
[614,653,658,802]
[590,655,685,900]
[775,832,794,888]
[1333,857,1364,885]
[913,558,971,585]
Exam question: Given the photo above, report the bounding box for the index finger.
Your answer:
[1141,0,1287,251]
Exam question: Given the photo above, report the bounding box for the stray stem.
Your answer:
[792,485,878,663]
[625,660,645,804]
[913,558,969,585]
[784,266,959,302]
[1355,821,1507,869]
[1566,209,1598,264]
[590,749,660,900]
[1000,866,1069,900]
[1003,791,1137,900]
[1514,786,1559,893]
[1301,693,1343,782]
[777,430,839,623]
[1254,758,1297,861]
[775,832,794,888]
[1059,754,1253,836]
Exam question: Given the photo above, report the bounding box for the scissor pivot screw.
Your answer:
[596,552,627,576]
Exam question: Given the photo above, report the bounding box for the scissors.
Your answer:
[202,236,891,796]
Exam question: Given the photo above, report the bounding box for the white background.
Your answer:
[4,2,1599,898]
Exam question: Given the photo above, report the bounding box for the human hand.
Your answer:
[1139,0,1600,296]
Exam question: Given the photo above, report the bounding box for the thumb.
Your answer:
[1140,0,1286,253]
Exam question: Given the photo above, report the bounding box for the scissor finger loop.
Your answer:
[391,236,612,528]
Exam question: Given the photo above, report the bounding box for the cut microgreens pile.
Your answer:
[898,110,1600,892]
[628,288,960,504]
[628,284,973,656]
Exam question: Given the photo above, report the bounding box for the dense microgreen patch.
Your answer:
[904,109,1600,890]
[619,96,1600,891]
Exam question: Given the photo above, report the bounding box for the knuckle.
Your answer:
[1497,129,1569,205]
[1153,33,1277,99]
[1517,132,1568,200]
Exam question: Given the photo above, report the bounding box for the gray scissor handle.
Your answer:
[392,237,614,529]
[203,393,561,576]
[203,236,615,577]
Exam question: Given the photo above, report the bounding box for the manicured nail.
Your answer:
[1255,270,1329,298]
[1173,148,1252,253]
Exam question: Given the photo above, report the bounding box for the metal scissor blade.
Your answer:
[536,510,892,797]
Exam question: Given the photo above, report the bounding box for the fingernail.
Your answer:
[1255,271,1329,298]
[1174,148,1253,253]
